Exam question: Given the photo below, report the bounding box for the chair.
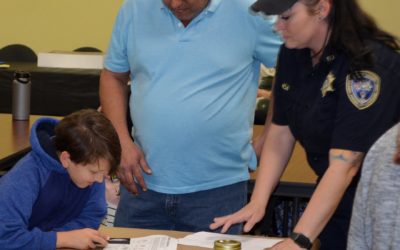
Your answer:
[0,44,37,63]
[73,46,102,53]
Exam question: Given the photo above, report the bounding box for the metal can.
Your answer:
[214,239,241,250]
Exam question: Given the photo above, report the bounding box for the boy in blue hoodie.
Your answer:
[0,109,121,250]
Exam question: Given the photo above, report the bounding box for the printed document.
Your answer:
[103,235,177,250]
[178,231,283,250]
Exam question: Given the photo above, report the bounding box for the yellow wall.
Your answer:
[360,0,399,38]
[0,0,124,53]
[0,0,399,54]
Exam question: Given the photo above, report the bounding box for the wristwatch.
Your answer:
[290,232,312,249]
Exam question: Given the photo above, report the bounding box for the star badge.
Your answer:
[321,71,336,97]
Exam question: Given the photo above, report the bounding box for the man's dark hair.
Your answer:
[54,109,121,175]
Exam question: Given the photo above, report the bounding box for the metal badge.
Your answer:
[281,82,290,91]
[321,71,336,97]
[326,55,335,62]
[345,70,381,110]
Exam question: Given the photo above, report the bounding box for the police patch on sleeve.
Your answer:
[345,70,381,110]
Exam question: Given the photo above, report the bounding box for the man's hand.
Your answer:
[117,140,152,195]
[56,228,109,249]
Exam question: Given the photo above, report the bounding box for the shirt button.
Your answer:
[177,23,183,28]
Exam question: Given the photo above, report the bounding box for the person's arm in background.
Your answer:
[210,124,295,232]
[100,69,151,195]
[253,87,274,160]
[252,11,282,160]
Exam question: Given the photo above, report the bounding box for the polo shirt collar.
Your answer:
[160,0,223,13]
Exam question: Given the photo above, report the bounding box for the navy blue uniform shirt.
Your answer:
[273,41,400,177]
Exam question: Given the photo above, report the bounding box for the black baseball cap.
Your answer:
[251,0,298,15]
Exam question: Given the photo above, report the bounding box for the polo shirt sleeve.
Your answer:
[331,70,400,153]
[103,0,132,73]
[271,46,289,126]
[253,15,282,68]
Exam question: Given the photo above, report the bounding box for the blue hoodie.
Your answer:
[0,118,107,250]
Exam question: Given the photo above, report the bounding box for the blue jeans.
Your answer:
[114,181,247,234]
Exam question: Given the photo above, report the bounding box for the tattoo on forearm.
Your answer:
[330,151,364,165]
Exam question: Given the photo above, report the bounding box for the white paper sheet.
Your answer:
[178,231,283,250]
[103,235,178,250]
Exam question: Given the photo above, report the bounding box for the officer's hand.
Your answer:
[209,202,265,233]
[268,238,304,250]
[117,140,151,195]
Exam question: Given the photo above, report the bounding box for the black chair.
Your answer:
[0,44,37,63]
[73,47,102,53]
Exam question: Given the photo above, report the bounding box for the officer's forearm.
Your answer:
[251,124,295,208]
[292,149,363,242]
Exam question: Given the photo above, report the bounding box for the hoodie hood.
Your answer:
[29,117,66,174]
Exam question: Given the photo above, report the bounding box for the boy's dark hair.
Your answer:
[54,109,121,175]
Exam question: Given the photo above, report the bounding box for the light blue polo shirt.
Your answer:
[104,0,281,194]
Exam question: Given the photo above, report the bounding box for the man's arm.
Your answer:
[99,69,151,194]
[253,84,275,160]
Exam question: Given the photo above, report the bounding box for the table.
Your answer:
[0,62,100,116]
[0,113,61,170]
[97,227,319,250]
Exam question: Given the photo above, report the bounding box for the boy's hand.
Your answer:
[56,228,109,249]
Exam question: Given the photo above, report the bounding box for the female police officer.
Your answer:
[210,0,400,249]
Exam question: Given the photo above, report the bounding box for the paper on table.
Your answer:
[178,231,283,250]
[103,235,178,250]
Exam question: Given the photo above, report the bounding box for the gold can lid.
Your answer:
[214,239,241,250]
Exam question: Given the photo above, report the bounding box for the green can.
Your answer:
[213,239,241,250]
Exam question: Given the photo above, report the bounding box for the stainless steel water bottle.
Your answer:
[12,71,31,120]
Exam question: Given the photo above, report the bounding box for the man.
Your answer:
[100,0,281,233]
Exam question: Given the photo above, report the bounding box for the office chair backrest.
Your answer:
[0,44,38,63]
[74,47,102,53]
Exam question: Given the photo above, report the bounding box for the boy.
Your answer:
[0,109,121,250]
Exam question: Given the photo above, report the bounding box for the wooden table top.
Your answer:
[99,227,209,250]
[97,227,319,250]
[0,113,61,167]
